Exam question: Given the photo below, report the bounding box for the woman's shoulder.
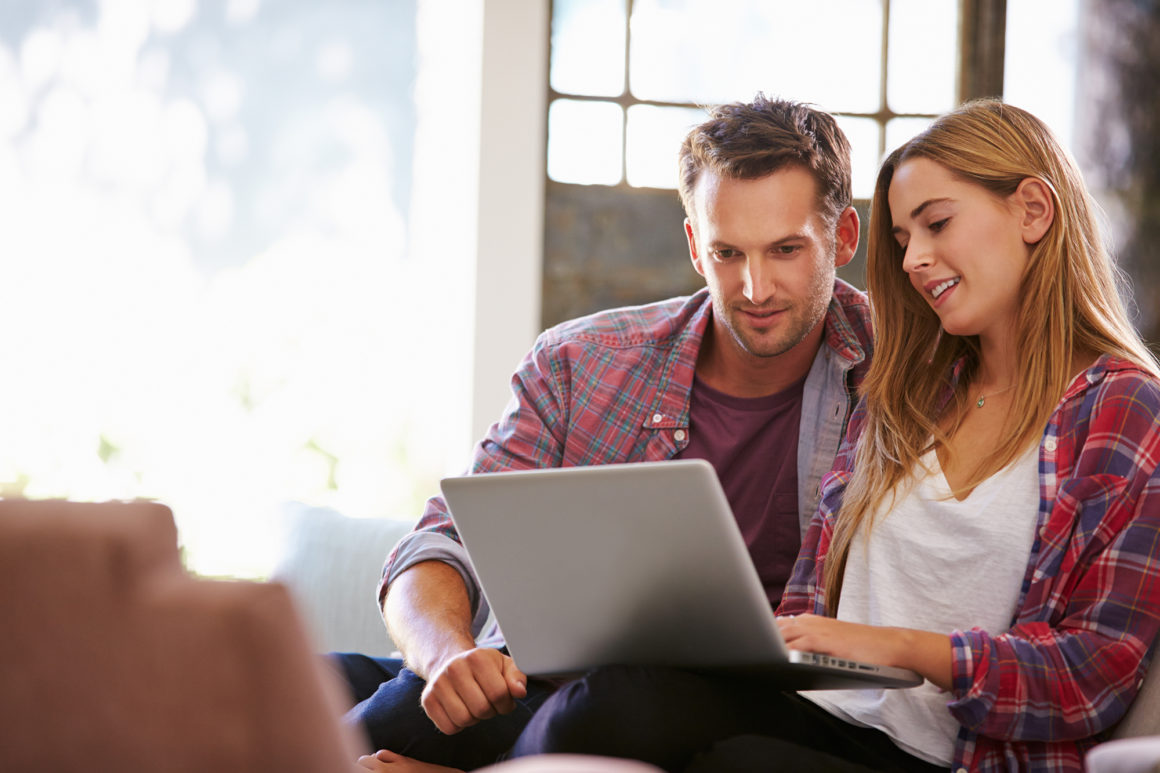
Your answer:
[1067,356,1160,445]
[1086,356,1160,406]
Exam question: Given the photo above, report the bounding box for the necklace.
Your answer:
[975,384,1015,408]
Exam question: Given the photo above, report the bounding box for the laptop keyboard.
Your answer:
[798,652,878,672]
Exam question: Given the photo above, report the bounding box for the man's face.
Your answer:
[685,166,855,363]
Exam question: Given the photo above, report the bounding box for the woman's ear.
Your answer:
[1013,177,1055,245]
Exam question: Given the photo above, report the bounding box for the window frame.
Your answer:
[546,0,1007,191]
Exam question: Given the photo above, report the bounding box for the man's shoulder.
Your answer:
[831,277,869,319]
[539,289,712,351]
[823,278,873,362]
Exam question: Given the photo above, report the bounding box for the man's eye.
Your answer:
[776,245,800,255]
[713,249,739,259]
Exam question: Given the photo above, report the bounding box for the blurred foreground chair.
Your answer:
[0,498,362,773]
[1088,638,1160,773]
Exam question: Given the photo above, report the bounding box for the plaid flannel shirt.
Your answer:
[381,280,872,642]
[780,355,1160,772]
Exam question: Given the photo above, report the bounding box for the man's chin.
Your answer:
[735,334,795,359]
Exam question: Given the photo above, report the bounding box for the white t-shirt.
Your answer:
[803,445,1040,766]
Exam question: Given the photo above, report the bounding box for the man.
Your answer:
[335,94,869,771]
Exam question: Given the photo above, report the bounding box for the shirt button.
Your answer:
[1045,438,1058,452]
[652,413,664,424]
[674,429,687,442]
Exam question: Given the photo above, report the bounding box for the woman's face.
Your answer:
[887,157,1032,342]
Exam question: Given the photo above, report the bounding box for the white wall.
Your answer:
[470,0,548,443]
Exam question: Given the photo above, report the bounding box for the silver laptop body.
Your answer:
[440,459,922,690]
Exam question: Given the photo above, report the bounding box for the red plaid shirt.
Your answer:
[382,282,873,636]
[780,356,1160,772]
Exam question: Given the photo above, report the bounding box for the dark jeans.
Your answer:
[509,665,949,773]
[331,652,557,771]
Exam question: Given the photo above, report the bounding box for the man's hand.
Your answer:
[420,647,528,735]
[382,562,530,733]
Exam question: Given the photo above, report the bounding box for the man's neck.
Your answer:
[695,322,824,399]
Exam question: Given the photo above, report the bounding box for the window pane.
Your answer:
[551,0,626,96]
[626,104,704,189]
[548,99,624,185]
[629,0,882,113]
[835,116,881,200]
[887,0,956,113]
[885,116,933,155]
[1004,0,1079,150]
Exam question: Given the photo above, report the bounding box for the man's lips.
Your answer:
[736,306,786,324]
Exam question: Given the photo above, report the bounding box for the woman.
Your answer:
[722,99,1160,771]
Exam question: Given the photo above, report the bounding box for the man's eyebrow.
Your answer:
[770,232,807,245]
[708,233,808,249]
[892,198,952,235]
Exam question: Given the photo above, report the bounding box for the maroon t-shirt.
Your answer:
[675,373,804,607]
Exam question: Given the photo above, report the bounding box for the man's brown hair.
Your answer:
[678,94,853,226]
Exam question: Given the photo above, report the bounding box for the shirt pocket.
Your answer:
[1032,473,1130,586]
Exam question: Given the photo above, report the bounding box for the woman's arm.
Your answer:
[943,369,1160,741]
[777,614,953,689]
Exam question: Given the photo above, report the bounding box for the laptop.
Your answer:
[440,459,922,690]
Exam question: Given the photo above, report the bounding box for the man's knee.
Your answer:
[511,665,704,759]
[329,652,407,707]
[342,665,431,752]
[348,666,554,769]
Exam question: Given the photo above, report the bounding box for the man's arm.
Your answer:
[383,560,527,735]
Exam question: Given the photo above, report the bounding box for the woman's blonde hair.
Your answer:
[823,99,1158,614]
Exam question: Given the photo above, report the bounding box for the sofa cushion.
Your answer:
[0,498,360,772]
[272,502,414,658]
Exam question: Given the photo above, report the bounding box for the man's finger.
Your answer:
[421,687,465,735]
[501,654,528,701]
[441,659,502,720]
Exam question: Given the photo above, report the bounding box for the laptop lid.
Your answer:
[441,459,921,690]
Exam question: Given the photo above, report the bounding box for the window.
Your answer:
[547,0,960,199]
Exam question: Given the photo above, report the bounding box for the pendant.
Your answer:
[976,396,985,408]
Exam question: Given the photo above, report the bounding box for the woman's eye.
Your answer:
[929,218,950,233]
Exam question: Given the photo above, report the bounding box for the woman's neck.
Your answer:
[975,333,1019,392]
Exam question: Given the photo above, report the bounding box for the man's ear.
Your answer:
[685,218,706,277]
[833,206,859,268]
[1013,177,1055,245]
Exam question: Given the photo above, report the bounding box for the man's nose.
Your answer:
[743,257,775,304]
